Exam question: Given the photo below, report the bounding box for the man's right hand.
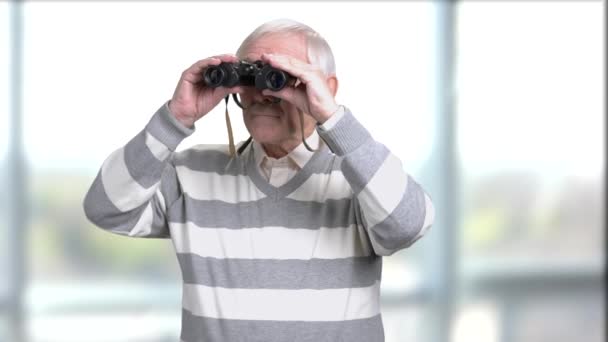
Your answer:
[168,54,244,128]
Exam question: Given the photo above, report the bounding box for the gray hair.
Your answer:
[236,18,336,76]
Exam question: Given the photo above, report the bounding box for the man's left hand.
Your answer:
[260,53,339,124]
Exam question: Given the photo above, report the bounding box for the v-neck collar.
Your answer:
[245,140,330,200]
[251,130,321,170]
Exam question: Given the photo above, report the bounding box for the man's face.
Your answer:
[237,33,317,147]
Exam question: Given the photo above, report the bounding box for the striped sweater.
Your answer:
[83,101,435,342]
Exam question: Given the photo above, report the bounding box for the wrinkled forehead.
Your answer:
[238,33,308,63]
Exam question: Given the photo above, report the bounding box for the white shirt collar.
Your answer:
[252,129,322,169]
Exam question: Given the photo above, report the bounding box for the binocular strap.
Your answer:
[224,96,236,157]
[298,108,316,153]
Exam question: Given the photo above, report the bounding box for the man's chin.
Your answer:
[250,127,283,144]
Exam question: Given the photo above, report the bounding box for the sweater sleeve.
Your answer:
[83,101,194,238]
[316,106,435,256]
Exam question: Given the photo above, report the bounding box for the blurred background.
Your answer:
[1,1,604,341]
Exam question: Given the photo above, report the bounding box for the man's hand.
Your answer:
[259,53,339,124]
[169,54,245,128]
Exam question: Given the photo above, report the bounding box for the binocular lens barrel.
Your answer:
[203,67,225,88]
[265,70,287,91]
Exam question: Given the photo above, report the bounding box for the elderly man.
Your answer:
[84,19,434,342]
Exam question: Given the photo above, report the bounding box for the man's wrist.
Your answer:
[316,103,341,125]
[168,100,195,129]
[316,106,372,156]
[318,105,345,130]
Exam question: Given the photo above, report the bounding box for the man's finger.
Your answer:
[261,53,317,83]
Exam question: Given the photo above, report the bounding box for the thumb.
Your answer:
[213,86,244,103]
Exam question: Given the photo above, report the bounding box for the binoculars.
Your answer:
[203,60,294,91]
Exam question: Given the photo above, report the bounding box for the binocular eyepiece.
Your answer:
[203,60,294,92]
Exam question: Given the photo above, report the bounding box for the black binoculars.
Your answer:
[203,60,294,91]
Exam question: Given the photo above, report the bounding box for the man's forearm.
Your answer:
[317,107,435,256]
[82,101,193,238]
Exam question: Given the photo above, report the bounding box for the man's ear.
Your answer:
[327,76,339,97]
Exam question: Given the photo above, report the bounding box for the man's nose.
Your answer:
[251,89,280,104]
